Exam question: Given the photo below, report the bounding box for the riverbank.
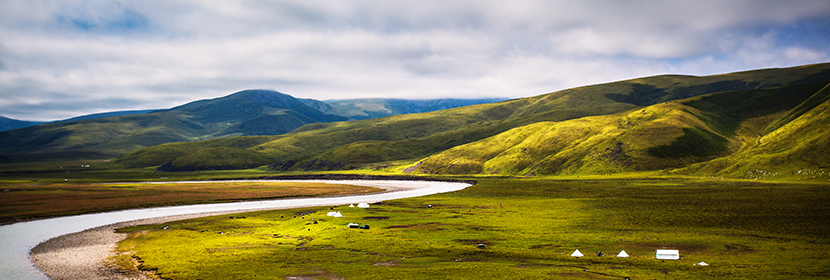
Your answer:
[21,180,469,280]
[31,211,255,280]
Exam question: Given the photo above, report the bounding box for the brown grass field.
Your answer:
[0,181,381,224]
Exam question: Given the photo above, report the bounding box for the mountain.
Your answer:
[58,109,158,122]
[0,90,347,160]
[115,63,830,173]
[0,116,45,132]
[313,98,508,120]
[0,90,505,162]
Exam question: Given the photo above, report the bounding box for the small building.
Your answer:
[656,249,680,260]
[357,203,370,208]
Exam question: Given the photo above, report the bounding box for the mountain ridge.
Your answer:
[0,90,504,161]
[113,62,830,176]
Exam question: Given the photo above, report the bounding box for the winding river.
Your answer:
[0,180,472,280]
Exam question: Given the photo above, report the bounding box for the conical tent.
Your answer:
[617,250,629,257]
[571,249,583,257]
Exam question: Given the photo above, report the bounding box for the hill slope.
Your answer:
[679,83,830,178]
[116,63,830,172]
[409,81,829,176]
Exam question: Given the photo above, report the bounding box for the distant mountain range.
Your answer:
[0,110,158,132]
[0,91,504,161]
[0,116,45,132]
[110,62,830,178]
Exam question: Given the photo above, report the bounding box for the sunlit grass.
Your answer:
[116,177,830,279]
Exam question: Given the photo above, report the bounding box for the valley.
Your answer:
[1,63,829,279]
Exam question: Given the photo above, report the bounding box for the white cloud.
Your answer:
[1,0,829,121]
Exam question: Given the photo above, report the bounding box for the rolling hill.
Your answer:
[0,90,502,162]
[408,81,830,176]
[114,63,830,175]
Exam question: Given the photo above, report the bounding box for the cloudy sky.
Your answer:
[2,0,829,121]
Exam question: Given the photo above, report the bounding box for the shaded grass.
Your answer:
[647,127,728,159]
[116,177,830,279]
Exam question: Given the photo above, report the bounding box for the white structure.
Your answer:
[327,211,343,217]
[357,203,370,208]
[656,249,680,260]
[349,204,355,207]
[616,250,629,258]
[571,249,583,257]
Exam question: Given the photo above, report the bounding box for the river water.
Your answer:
[0,180,471,280]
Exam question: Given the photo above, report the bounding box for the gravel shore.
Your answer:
[30,211,249,280]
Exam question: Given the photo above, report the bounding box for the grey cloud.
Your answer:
[1,0,829,121]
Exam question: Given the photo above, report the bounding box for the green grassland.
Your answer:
[115,176,830,279]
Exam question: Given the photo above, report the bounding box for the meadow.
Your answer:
[114,176,830,279]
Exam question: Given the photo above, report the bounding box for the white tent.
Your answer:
[349,204,355,207]
[571,249,583,257]
[656,249,680,260]
[327,211,343,217]
[616,250,629,258]
[357,203,370,208]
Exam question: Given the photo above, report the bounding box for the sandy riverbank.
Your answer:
[27,180,441,280]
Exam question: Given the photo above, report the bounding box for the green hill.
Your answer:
[116,63,830,172]
[409,80,829,176]
[679,83,830,178]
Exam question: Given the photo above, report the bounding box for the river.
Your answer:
[0,180,472,280]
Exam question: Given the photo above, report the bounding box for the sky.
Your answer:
[2,0,830,121]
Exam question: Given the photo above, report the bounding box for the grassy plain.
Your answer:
[115,176,830,279]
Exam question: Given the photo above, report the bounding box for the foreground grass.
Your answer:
[116,177,830,279]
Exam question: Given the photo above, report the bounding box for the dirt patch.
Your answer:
[285,270,344,280]
[548,272,605,279]
[362,216,390,220]
[724,243,756,254]
[384,222,448,230]
[372,261,399,267]
[454,239,504,246]
[529,244,565,249]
